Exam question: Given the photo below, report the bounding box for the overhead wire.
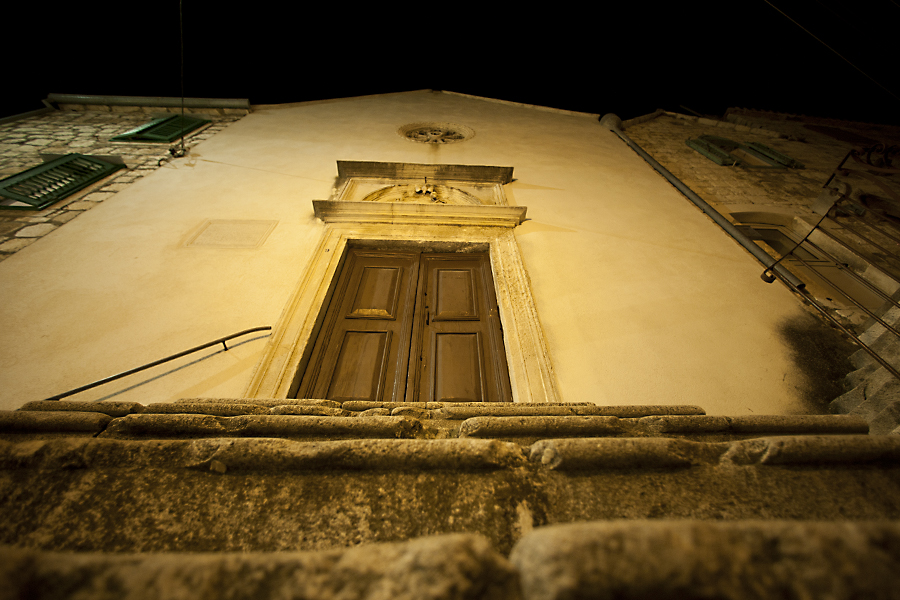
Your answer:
[761,0,900,105]
[171,0,187,159]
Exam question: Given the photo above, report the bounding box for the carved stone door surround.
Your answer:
[245,162,560,404]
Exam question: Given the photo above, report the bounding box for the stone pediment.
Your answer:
[330,161,514,207]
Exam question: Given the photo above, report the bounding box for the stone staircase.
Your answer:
[831,301,900,434]
[1,399,899,599]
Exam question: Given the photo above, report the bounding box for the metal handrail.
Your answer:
[771,272,900,381]
[42,326,272,402]
[801,237,900,311]
[772,227,900,382]
[790,254,900,339]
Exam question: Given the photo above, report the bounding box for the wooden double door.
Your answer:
[296,249,511,403]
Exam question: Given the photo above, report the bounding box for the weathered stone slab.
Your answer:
[102,413,226,436]
[269,405,351,417]
[427,402,595,408]
[358,408,391,417]
[530,438,698,470]
[510,521,900,600]
[141,403,269,416]
[175,398,342,409]
[17,401,143,418]
[0,437,526,471]
[343,402,594,412]
[830,385,866,414]
[639,416,730,433]
[3,438,900,554]
[101,414,423,439]
[459,416,622,438]
[590,405,705,417]
[728,415,869,434]
[436,406,600,420]
[0,410,110,433]
[639,415,868,435]
[15,223,57,237]
[529,436,900,470]
[1,533,520,600]
[391,407,435,419]
[232,416,422,439]
[871,401,900,435]
[342,401,429,411]
[756,435,900,465]
[854,380,900,423]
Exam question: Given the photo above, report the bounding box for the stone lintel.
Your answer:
[312,200,527,228]
[336,161,514,184]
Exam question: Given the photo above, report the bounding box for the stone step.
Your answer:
[2,436,899,556]
[2,435,898,472]
[16,399,707,419]
[510,521,900,600]
[2,522,899,599]
[1,409,870,443]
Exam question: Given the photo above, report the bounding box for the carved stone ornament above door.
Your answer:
[314,161,526,227]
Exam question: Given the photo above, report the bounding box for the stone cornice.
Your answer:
[312,200,527,227]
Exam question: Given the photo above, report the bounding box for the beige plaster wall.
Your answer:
[0,91,812,414]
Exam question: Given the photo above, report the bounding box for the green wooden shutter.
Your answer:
[686,137,740,166]
[111,115,210,143]
[687,135,803,169]
[0,154,125,210]
[744,142,804,168]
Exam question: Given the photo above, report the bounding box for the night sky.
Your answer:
[5,0,899,125]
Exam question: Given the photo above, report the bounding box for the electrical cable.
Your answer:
[762,0,900,105]
[170,0,187,159]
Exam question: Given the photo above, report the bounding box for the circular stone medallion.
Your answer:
[398,122,475,144]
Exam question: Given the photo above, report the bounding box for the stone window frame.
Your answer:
[244,219,560,404]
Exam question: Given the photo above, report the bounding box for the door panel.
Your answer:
[409,253,512,403]
[327,330,391,401]
[297,249,419,402]
[434,269,479,320]
[297,249,511,403]
[348,266,402,319]
[432,332,484,402]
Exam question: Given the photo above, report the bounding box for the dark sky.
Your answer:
[5,0,899,125]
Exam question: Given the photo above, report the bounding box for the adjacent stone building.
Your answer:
[1,91,899,598]
[623,108,900,433]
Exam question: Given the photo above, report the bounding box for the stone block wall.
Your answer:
[0,106,244,261]
[2,398,900,598]
[622,110,849,217]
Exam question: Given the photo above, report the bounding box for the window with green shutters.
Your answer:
[686,134,804,169]
[0,154,125,210]
[111,115,210,143]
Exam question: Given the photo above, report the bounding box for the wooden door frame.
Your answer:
[245,223,561,404]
